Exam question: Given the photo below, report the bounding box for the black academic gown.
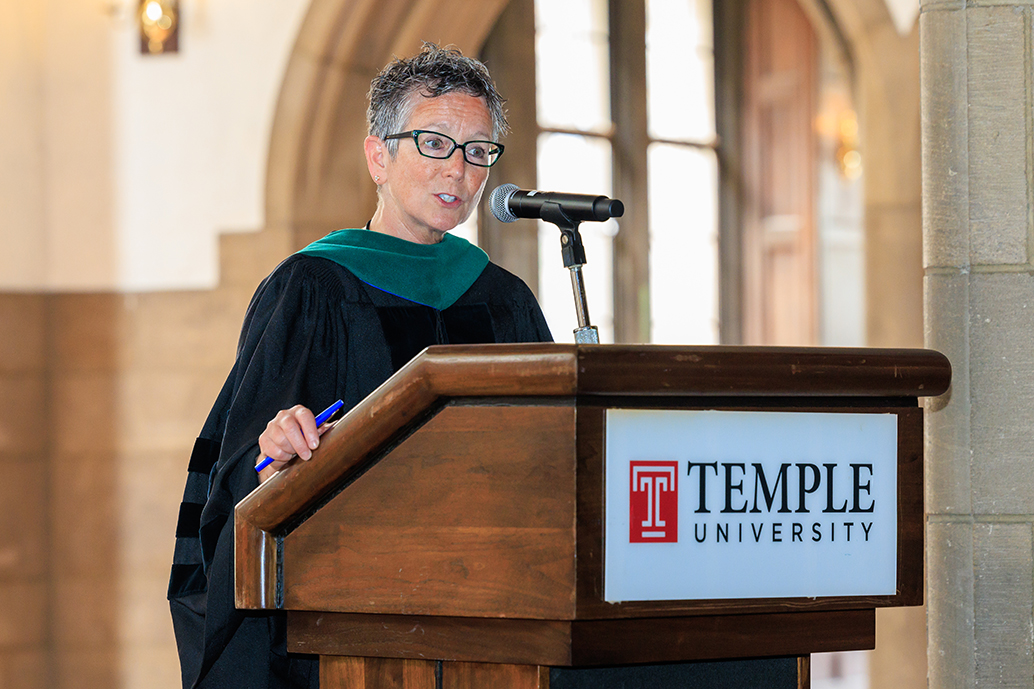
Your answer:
[168,253,552,688]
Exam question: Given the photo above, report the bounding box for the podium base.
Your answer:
[551,657,807,689]
[319,656,809,689]
[290,609,873,666]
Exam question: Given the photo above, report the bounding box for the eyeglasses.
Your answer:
[384,130,504,168]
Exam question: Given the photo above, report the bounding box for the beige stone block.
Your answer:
[289,0,347,61]
[0,295,45,374]
[0,650,48,689]
[973,522,1033,686]
[50,294,120,373]
[116,371,220,454]
[51,578,117,650]
[308,115,379,230]
[924,272,971,514]
[49,451,118,578]
[51,650,118,689]
[0,582,46,647]
[871,606,927,688]
[291,76,378,230]
[219,228,292,290]
[0,460,46,579]
[50,372,117,455]
[0,375,46,457]
[118,450,182,572]
[866,204,924,348]
[295,221,346,252]
[969,273,1034,514]
[119,644,181,689]
[265,54,322,230]
[860,27,921,208]
[967,7,1028,265]
[119,573,178,647]
[121,290,242,373]
[920,7,969,268]
[927,520,975,688]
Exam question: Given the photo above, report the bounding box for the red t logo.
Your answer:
[630,461,679,542]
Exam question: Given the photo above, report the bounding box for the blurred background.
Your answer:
[0,0,925,686]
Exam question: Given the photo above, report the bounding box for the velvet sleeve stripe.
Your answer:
[168,563,207,598]
[187,437,221,474]
[176,502,205,538]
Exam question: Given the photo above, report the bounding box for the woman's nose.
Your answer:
[441,149,467,177]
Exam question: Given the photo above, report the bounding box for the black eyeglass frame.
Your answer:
[384,130,505,168]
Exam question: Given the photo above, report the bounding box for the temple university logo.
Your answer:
[630,461,679,543]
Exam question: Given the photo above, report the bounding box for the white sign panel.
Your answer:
[604,409,898,602]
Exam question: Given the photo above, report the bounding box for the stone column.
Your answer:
[922,1,1034,686]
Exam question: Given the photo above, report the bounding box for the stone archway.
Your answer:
[263,0,511,252]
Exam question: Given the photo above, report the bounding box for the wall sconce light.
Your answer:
[139,0,179,54]
[834,110,862,181]
[816,104,863,182]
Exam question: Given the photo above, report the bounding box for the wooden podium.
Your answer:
[235,344,951,688]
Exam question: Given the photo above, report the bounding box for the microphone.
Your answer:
[489,183,624,224]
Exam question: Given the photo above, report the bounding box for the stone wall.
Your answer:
[0,229,287,689]
[922,1,1034,686]
[0,295,49,688]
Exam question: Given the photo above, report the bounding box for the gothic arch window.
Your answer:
[480,0,718,345]
[478,0,862,348]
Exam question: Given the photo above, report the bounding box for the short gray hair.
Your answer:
[367,43,508,156]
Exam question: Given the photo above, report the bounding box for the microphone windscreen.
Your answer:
[489,183,519,223]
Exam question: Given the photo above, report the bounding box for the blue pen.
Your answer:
[255,399,345,473]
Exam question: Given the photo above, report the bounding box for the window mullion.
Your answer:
[714,0,746,344]
[478,0,540,294]
[609,0,650,344]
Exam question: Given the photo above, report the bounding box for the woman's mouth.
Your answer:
[437,193,459,204]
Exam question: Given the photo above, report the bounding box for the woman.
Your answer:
[168,44,552,689]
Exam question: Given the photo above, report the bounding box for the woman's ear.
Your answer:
[364,135,388,184]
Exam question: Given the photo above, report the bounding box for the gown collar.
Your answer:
[297,226,489,310]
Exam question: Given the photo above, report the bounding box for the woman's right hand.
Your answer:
[255,405,321,482]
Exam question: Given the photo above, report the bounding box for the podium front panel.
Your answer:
[281,402,579,619]
[604,408,899,601]
[574,401,924,618]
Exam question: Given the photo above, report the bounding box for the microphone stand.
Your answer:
[540,202,599,344]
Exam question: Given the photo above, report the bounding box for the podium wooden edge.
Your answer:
[287,609,875,666]
[235,513,276,609]
[575,345,951,398]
